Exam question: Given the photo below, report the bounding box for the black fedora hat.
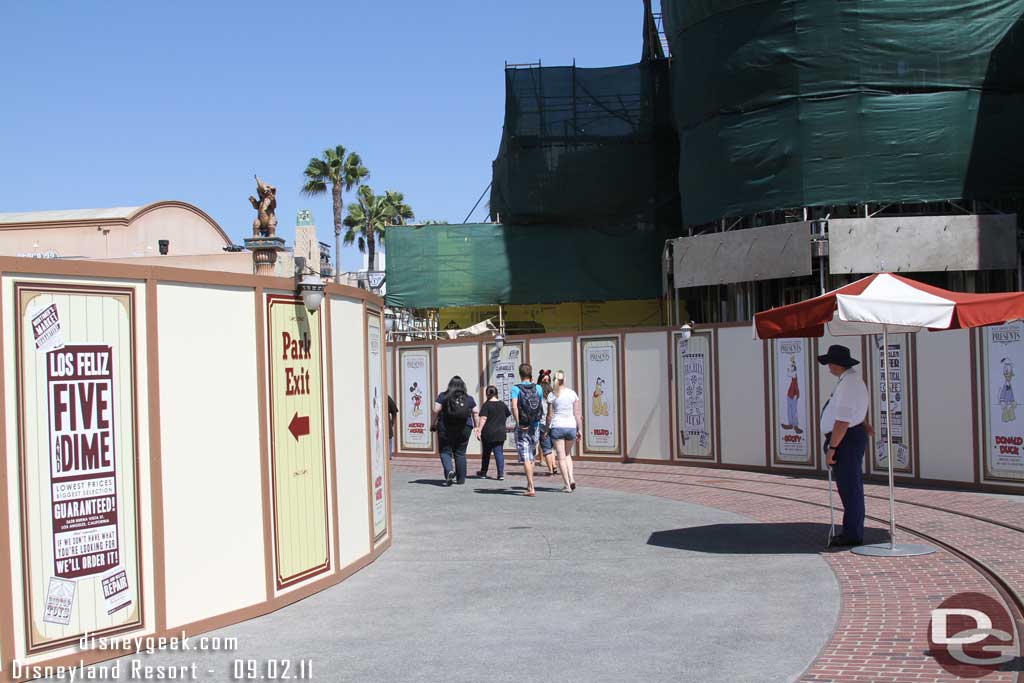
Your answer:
[817,344,860,368]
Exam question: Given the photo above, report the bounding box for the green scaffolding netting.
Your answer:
[663,0,1024,226]
[489,62,679,228]
[384,223,672,308]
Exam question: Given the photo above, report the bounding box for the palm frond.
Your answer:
[301,179,328,197]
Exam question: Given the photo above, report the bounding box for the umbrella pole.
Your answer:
[852,326,935,557]
[883,327,897,550]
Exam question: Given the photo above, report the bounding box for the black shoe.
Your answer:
[829,535,862,547]
[445,471,455,486]
[476,470,487,478]
[570,482,577,491]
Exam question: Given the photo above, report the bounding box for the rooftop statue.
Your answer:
[249,175,278,237]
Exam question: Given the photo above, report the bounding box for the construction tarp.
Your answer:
[384,223,672,308]
[489,62,679,228]
[662,0,1024,226]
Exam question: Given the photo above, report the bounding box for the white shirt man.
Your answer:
[819,367,869,437]
[818,344,872,547]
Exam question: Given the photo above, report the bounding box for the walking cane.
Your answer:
[826,464,836,548]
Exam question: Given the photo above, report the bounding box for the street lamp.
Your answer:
[295,257,325,313]
[679,321,693,356]
[494,332,505,352]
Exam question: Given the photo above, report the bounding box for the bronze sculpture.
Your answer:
[249,175,278,237]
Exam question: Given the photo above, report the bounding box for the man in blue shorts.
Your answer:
[511,363,545,497]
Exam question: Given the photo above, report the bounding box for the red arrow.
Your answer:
[288,412,310,441]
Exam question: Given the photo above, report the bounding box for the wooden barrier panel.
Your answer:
[0,257,389,676]
[624,332,670,461]
[389,322,1013,493]
[156,283,265,629]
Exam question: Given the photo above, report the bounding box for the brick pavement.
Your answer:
[392,456,1024,682]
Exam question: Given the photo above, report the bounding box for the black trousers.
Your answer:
[830,424,868,541]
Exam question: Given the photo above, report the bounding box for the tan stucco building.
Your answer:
[0,200,298,274]
[0,200,232,258]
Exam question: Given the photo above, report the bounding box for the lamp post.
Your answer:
[294,257,325,313]
[679,321,693,356]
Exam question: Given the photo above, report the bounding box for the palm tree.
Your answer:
[343,186,415,271]
[383,190,414,226]
[343,186,391,272]
[301,145,369,282]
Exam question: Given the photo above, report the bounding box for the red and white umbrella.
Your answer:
[755,272,1024,339]
[754,273,1024,556]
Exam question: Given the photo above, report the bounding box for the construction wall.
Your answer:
[439,299,668,335]
[391,323,1022,493]
[0,257,390,674]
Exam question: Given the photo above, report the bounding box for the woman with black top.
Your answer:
[475,385,511,480]
[432,375,478,485]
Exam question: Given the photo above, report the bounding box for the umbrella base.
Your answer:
[851,542,937,557]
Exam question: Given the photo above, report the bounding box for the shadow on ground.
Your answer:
[648,522,889,554]
[473,486,563,495]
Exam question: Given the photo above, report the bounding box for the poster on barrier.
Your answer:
[267,294,330,589]
[399,347,434,452]
[770,339,814,465]
[869,334,914,474]
[983,321,1024,481]
[581,337,620,454]
[367,310,388,543]
[675,331,715,459]
[484,341,524,448]
[17,283,143,652]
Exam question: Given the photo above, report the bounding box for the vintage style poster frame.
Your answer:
[767,338,818,468]
[15,282,145,653]
[978,322,1024,483]
[482,340,527,449]
[578,335,624,456]
[265,293,331,590]
[672,329,718,462]
[866,332,918,477]
[366,306,390,545]
[396,346,436,453]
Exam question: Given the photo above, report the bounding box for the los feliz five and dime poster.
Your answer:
[367,310,388,543]
[17,284,142,652]
[581,338,620,454]
[399,347,434,451]
[870,334,913,473]
[984,321,1024,481]
[485,341,524,449]
[676,331,714,459]
[267,294,330,589]
[772,339,812,465]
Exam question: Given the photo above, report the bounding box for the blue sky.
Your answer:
[0,1,645,272]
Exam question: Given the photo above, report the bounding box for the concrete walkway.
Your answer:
[95,466,838,682]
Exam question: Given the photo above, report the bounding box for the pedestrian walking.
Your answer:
[511,363,545,496]
[818,345,872,547]
[387,394,399,459]
[545,369,581,492]
[536,369,559,476]
[475,385,511,480]
[432,375,478,486]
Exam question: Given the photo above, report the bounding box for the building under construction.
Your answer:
[665,0,1024,321]
[387,0,1024,328]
